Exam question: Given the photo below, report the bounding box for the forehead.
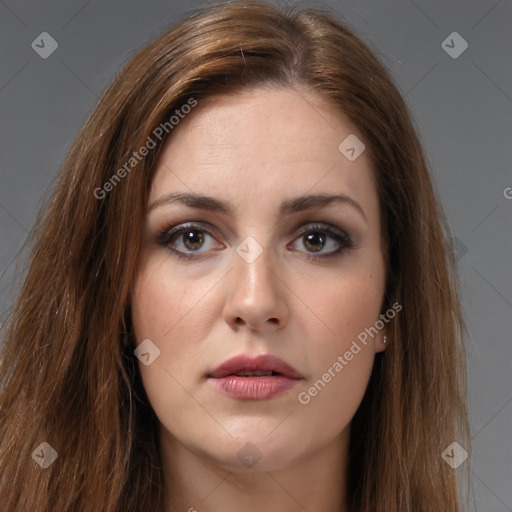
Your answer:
[149,87,377,218]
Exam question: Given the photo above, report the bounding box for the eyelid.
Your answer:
[288,223,353,259]
[158,220,353,260]
[158,221,221,247]
[293,222,351,242]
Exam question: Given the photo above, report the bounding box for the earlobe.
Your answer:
[375,333,388,353]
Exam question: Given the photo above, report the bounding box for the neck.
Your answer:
[161,426,349,512]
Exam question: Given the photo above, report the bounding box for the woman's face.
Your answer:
[131,86,387,472]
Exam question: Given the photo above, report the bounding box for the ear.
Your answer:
[374,328,388,353]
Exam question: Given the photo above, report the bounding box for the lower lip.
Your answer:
[209,375,301,400]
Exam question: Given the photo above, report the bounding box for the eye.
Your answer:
[158,221,353,262]
[158,222,222,260]
[289,223,353,260]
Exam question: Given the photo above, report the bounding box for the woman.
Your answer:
[0,1,470,510]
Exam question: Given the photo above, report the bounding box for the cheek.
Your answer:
[130,256,219,416]
[294,347,374,456]
[297,257,385,354]
[291,259,385,436]
[131,254,214,341]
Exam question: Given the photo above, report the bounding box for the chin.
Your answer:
[208,440,299,473]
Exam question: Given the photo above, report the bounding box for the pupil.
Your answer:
[181,231,326,253]
[184,230,204,250]
[304,232,324,252]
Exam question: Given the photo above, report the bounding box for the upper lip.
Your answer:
[207,354,303,379]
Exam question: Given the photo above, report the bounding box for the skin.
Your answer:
[131,86,388,512]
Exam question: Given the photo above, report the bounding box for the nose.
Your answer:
[221,240,289,333]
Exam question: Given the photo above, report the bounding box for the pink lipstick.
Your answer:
[207,354,303,400]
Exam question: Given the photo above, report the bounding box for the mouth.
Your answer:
[222,370,283,377]
[207,354,303,400]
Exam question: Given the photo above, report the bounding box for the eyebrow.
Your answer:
[148,192,368,224]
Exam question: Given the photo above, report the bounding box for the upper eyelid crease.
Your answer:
[161,222,352,260]
[148,192,368,226]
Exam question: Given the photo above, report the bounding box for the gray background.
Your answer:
[0,0,510,510]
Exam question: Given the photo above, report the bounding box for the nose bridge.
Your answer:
[224,232,287,330]
[233,233,276,298]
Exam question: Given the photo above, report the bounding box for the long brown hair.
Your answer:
[0,1,470,510]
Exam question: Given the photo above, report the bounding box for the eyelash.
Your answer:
[157,221,354,261]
